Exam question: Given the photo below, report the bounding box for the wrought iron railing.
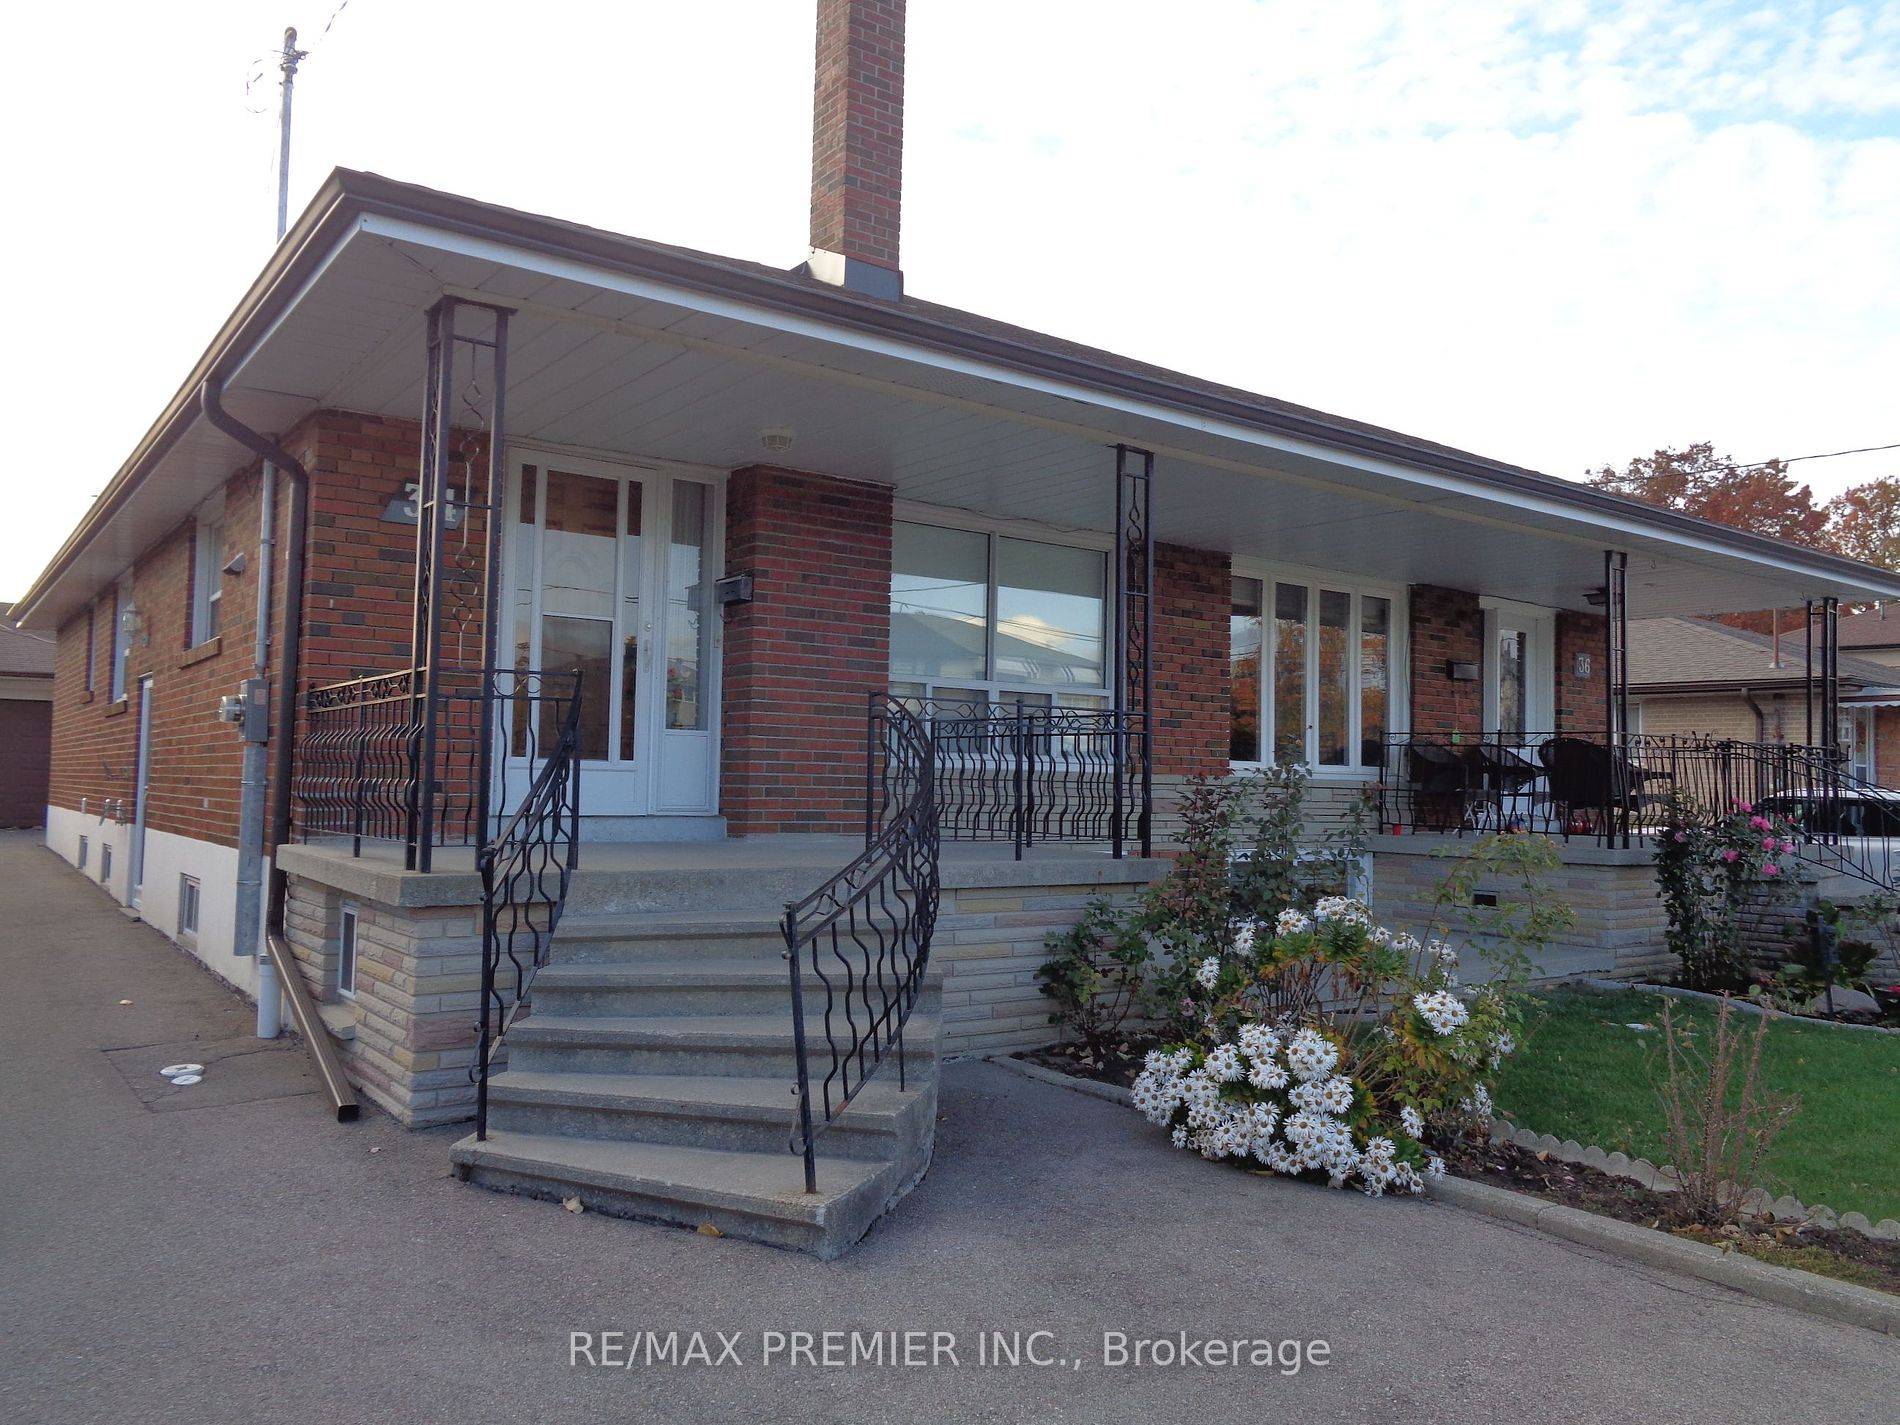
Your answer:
[874,694,1146,858]
[1377,729,1900,889]
[784,695,941,1192]
[294,666,575,858]
[471,674,584,1140]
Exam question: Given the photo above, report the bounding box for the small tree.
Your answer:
[1035,899,1151,1064]
[1650,999,1799,1227]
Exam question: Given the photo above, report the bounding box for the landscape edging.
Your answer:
[1576,976,1900,1036]
[1489,1117,1900,1241]
[1428,1175,1897,1337]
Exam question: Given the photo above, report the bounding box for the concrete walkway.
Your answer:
[1,831,1893,1424]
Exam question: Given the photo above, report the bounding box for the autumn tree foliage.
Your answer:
[1586,443,1899,629]
[1824,480,1900,573]
[1585,443,1828,546]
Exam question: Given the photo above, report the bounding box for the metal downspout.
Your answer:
[199,377,357,1121]
[234,464,278,1036]
[1742,686,1768,743]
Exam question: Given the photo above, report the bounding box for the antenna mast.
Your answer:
[276,27,306,241]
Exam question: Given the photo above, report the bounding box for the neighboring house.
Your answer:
[15,0,1900,1249]
[0,603,54,827]
[1628,617,1900,785]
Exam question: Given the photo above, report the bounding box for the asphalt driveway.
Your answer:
[1,831,1893,1424]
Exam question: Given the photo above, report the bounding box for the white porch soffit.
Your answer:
[23,171,1900,627]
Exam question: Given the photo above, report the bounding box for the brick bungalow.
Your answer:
[15,0,1900,1249]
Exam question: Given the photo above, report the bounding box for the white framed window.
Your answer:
[337,904,360,998]
[889,516,1110,710]
[1843,707,1876,783]
[77,835,89,871]
[1230,567,1406,774]
[178,875,201,940]
[109,579,132,702]
[190,515,224,646]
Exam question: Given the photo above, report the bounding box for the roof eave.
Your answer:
[22,167,1900,623]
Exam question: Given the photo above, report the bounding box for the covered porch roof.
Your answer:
[21,168,1900,628]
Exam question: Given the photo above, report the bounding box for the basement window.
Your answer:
[100,842,113,886]
[178,875,201,941]
[77,835,88,871]
[337,904,360,998]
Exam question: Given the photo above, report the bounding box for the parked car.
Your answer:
[1756,787,1900,839]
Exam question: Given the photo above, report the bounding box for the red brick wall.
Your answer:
[1555,609,1608,732]
[810,0,905,272]
[720,466,894,832]
[1152,544,1230,776]
[1408,585,1485,736]
[1876,708,1900,790]
[49,460,293,847]
[47,410,443,850]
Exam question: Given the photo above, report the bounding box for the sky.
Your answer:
[1,0,1896,601]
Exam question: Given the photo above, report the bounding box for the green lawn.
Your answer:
[1493,987,1900,1223]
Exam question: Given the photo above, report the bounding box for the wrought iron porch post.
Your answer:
[471,307,510,854]
[1602,550,1630,848]
[407,301,456,872]
[1113,445,1154,859]
[1805,599,1815,749]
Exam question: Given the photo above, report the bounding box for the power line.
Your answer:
[1739,441,1900,472]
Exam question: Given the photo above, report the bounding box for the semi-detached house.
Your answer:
[18,0,1900,1255]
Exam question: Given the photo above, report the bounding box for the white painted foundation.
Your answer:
[44,805,266,996]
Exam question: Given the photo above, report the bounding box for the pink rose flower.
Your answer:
[1762,863,1780,877]
[1721,848,1740,863]
[1762,836,1778,851]
[1749,816,1772,832]
[1780,839,1796,854]
[1673,831,1688,843]
[1735,800,1754,814]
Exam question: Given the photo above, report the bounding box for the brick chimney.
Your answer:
[802,0,905,300]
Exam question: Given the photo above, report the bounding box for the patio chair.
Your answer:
[1403,742,1479,832]
[1538,737,1670,834]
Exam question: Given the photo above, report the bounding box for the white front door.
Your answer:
[503,452,721,821]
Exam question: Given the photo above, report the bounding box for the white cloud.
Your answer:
[1,0,1895,598]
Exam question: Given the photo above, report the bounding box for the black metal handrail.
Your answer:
[471,672,584,1139]
[784,695,940,1192]
[874,693,1146,859]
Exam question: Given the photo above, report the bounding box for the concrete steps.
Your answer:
[485,1070,929,1159]
[451,904,938,1258]
[454,1132,901,1257]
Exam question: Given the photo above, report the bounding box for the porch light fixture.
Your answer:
[759,426,795,454]
[1584,587,1608,607]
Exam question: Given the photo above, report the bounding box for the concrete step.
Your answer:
[550,915,788,964]
[509,1011,944,1079]
[484,1068,931,1159]
[561,865,879,916]
[449,1130,901,1258]
[531,959,943,1018]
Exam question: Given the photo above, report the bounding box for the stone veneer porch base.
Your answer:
[1365,833,1670,981]
[276,837,1167,1127]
